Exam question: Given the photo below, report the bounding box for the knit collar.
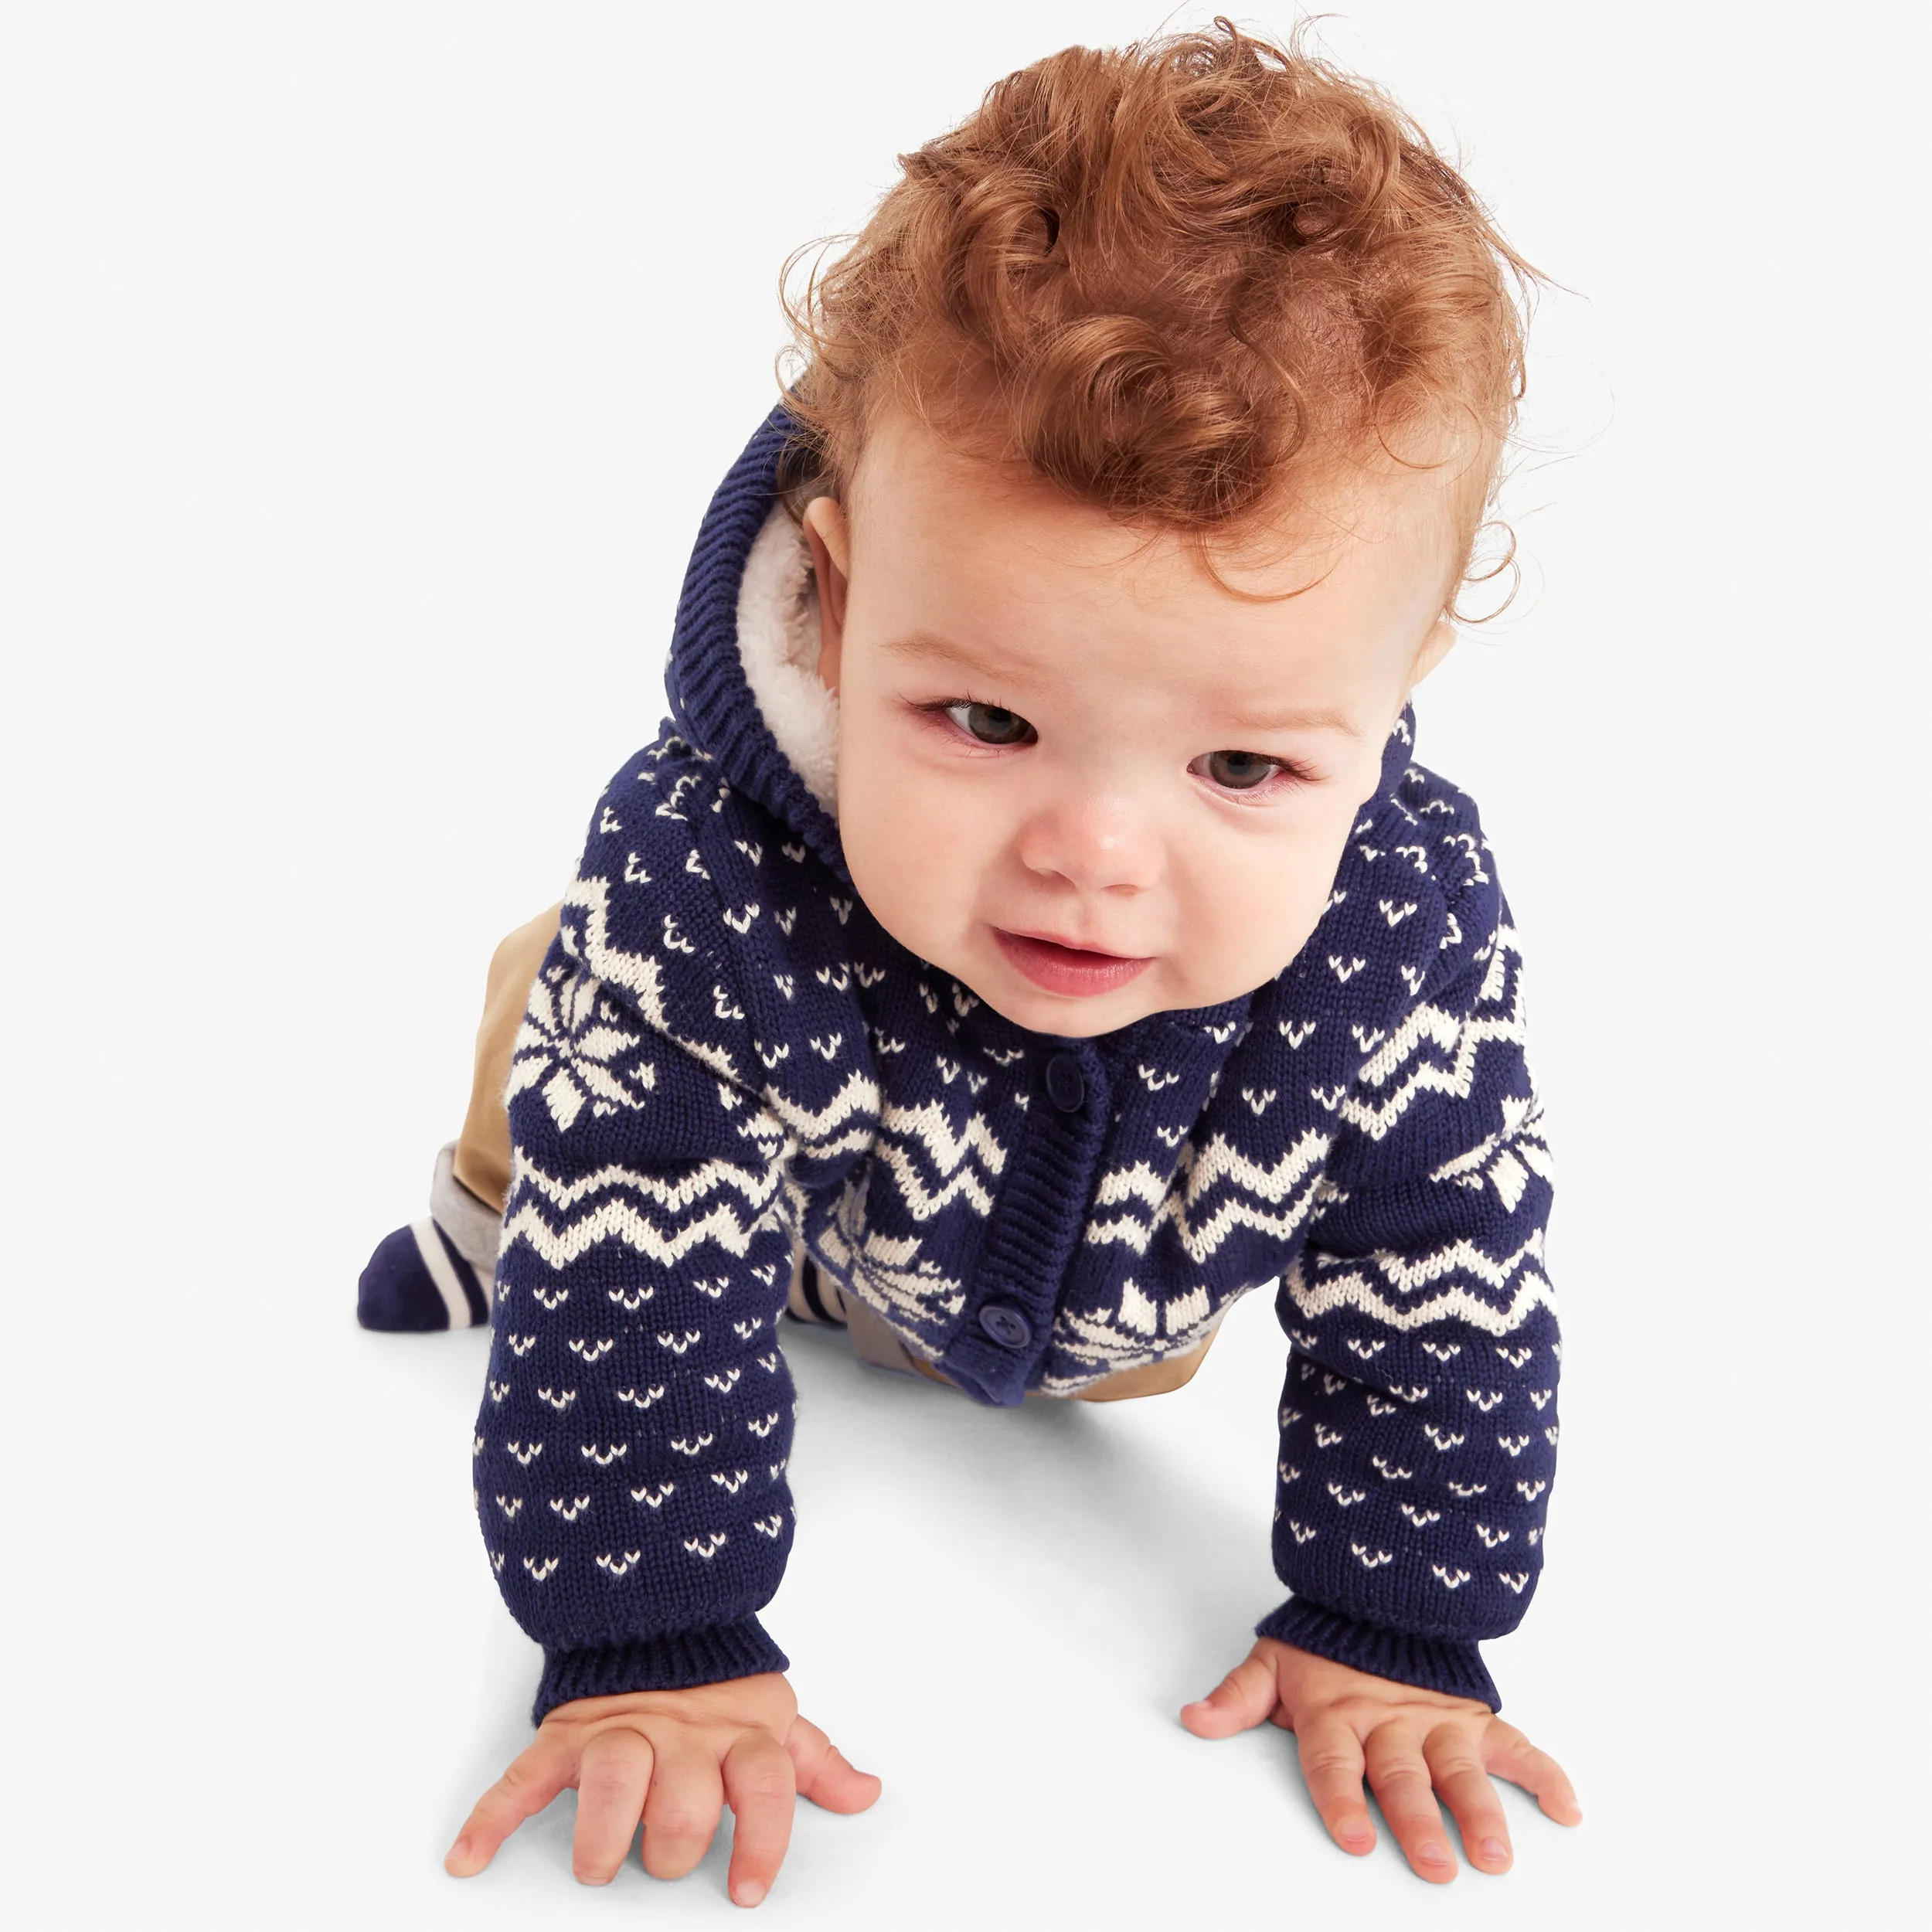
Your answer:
[665,406,1418,887]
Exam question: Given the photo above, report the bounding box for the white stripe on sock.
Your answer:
[413,1218,473,1328]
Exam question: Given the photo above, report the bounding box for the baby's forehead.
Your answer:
[848,406,1468,591]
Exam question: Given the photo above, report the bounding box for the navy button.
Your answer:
[1044,1053,1084,1111]
[978,1302,1033,1349]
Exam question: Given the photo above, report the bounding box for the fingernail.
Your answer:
[1420,1842,1451,1867]
[733,1879,767,1906]
[1481,1836,1509,1865]
[445,1837,470,1865]
[1341,1826,1372,1849]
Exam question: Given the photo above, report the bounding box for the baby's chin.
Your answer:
[973,980,1166,1038]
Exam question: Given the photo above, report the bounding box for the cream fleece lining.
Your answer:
[734,504,838,816]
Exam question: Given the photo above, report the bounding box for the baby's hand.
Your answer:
[1181,1638,1579,1883]
[444,1672,880,1905]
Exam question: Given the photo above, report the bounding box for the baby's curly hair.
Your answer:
[779,18,1536,595]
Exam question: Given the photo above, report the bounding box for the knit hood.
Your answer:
[664,406,1418,882]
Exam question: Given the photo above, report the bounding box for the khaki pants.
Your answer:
[453,906,1215,1403]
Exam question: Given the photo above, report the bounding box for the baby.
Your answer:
[359,21,1580,1900]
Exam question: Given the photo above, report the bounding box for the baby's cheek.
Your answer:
[841,773,984,947]
[1222,843,1338,985]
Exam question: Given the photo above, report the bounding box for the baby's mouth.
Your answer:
[992,927,1155,997]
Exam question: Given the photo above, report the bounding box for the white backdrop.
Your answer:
[3,2,1922,1924]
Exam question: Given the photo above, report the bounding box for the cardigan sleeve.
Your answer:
[1255,881,1560,1712]
[468,741,818,1723]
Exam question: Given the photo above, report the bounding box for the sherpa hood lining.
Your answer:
[735,505,838,818]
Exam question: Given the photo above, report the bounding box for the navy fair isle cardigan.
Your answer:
[472,410,1560,1722]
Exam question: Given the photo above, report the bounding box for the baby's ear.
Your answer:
[802,496,850,696]
[1406,617,1458,696]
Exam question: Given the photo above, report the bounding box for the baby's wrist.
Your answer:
[1256,1598,1499,1711]
[532,1617,789,1725]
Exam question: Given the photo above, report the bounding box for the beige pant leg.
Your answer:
[451,903,564,1213]
[1065,1326,1216,1400]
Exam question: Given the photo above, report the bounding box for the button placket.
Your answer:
[936,1040,1109,1403]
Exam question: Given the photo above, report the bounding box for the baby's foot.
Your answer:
[783,1249,846,1326]
[357,1219,491,1330]
[356,1143,498,1332]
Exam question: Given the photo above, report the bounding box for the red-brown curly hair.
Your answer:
[778,18,1536,597]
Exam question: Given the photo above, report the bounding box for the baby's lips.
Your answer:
[992,927,1155,995]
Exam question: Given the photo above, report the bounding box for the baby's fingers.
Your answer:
[1364,1723,1458,1883]
[1180,1650,1280,1738]
[1422,1723,1512,1874]
[640,1742,726,1882]
[1484,1719,1583,1825]
[573,1728,655,1884]
[784,1715,882,1814]
[1294,1713,1376,1858]
[722,1732,797,1907]
[446,1736,573,1876]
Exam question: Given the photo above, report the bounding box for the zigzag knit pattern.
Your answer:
[472,410,1560,1722]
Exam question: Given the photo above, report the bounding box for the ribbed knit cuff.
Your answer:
[532,1617,791,1725]
[1256,1599,1501,1712]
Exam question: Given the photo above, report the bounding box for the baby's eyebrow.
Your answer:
[877,628,984,667]
[1220,704,1362,738]
[878,628,1041,686]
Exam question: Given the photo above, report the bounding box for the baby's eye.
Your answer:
[1194,748,1281,791]
[944,702,1036,747]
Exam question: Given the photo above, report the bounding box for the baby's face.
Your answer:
[805,409,1459,1037]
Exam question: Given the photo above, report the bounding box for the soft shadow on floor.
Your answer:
[776,1304,1283,1682]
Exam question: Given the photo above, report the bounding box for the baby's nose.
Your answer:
[1014,794,1164,893]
